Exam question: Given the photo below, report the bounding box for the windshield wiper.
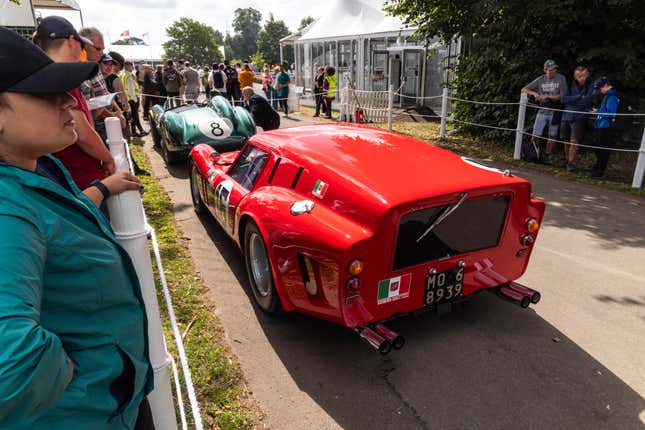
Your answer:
[416,192,468,243]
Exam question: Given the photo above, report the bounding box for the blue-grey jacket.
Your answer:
[0,156,152,429]
[595,88,620,129]
[561,80,594,122]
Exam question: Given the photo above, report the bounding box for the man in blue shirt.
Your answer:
[560,66,594,172]
[591,76,620,179]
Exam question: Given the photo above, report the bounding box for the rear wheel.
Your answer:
[244,221,281,314]
[189,161,207,214]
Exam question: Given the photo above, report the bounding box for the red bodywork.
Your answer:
[189,124,545,328]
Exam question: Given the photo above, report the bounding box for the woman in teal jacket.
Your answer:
[0,28,152,429]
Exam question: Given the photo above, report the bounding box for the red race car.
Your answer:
[189,124,545,354]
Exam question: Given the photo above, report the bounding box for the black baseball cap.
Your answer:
[108,51,125,69]
[0,27,98,94]
[35,16,93,48]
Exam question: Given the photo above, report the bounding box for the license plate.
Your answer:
[425,262,465,306]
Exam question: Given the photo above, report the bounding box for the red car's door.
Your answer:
[209,145,270,236]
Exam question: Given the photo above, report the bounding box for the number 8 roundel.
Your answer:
[199,118,233,140]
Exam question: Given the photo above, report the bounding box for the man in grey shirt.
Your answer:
[182,61,200,101]
[521,59,567,165]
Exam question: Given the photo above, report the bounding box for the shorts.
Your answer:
[560,118,586,142]
[532,111,559,139]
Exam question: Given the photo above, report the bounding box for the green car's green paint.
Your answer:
[149,95,256,164]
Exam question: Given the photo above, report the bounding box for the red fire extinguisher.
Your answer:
[355,108,364,124]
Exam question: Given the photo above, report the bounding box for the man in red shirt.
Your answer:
[32,16,115,190]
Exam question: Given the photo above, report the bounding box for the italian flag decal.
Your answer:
[312,179,329,198]
[377,274,412,304]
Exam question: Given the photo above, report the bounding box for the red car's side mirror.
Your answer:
[209,151,220,163]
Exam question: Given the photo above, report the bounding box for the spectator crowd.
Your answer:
[522,59,628,179]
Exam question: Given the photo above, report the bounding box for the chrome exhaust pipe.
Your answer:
[508,282,541,304]
[374,324,405,350]
[495,285,530,308]
[358,326,392,355]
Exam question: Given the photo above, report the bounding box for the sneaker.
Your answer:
[541,154,552,165]
[591,171,604,179]
[566,163,575,173]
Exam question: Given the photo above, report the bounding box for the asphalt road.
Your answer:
[143,113,645,429]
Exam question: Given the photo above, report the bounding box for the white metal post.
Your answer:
[440,87,449,140]
[340,81,350,122]
[105,118,178,430]
[387,84,394,130]
[514,92,528,160]
[631,128,645,188]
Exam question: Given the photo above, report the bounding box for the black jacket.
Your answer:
[245,94,280,130]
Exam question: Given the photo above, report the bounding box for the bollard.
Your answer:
[632,128,645,188]
[514,92,528,160]
[105,117,178,430]
[440,87,449,140]
[387,84,394,131]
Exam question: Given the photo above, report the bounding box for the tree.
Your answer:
[298,16,315,31]
[163,17,222,65]
[212,29,224,46]
[257,14,291,65]
[230,7,262,60]
[385,0,645,141]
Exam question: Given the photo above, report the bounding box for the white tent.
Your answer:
[297,0,413,42]
[289,0,457,110]
[107,44,165,64]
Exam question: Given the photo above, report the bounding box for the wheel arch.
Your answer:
[238,213,294,311]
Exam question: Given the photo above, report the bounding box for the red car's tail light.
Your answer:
[526,218,540,234]
[346,277,361,294]
[347,259,364,276]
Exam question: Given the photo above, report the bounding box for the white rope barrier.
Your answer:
[449,96,520,106]
[136,87,644,186]
[170,356,189,430]
[394,92,443,100]
[526,102,645,117]
[520,131,640,153]
[149,227,204,430]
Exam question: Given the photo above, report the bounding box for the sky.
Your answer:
[37,0,323,46]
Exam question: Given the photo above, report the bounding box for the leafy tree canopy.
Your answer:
[229,7,262,60]
[257,14,291,65]
[385,0,645,141]
[163,17,222,65]
[298,16,315,31]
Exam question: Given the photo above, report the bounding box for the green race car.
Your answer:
[149,95,256,165]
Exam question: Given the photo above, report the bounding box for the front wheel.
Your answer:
[161,137,179,165]
[189,161,207,214]
[150,121,161,147]
[244,221,281,314]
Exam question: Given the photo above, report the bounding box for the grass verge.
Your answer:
[298,105,644,197]
[131,143,254,429]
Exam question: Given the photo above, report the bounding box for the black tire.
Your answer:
[150,121,161,147]
[244,221,281,314]
[161,137,179,165]
[189,160,207,214]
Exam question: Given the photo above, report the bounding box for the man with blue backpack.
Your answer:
[591,76,623,179]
